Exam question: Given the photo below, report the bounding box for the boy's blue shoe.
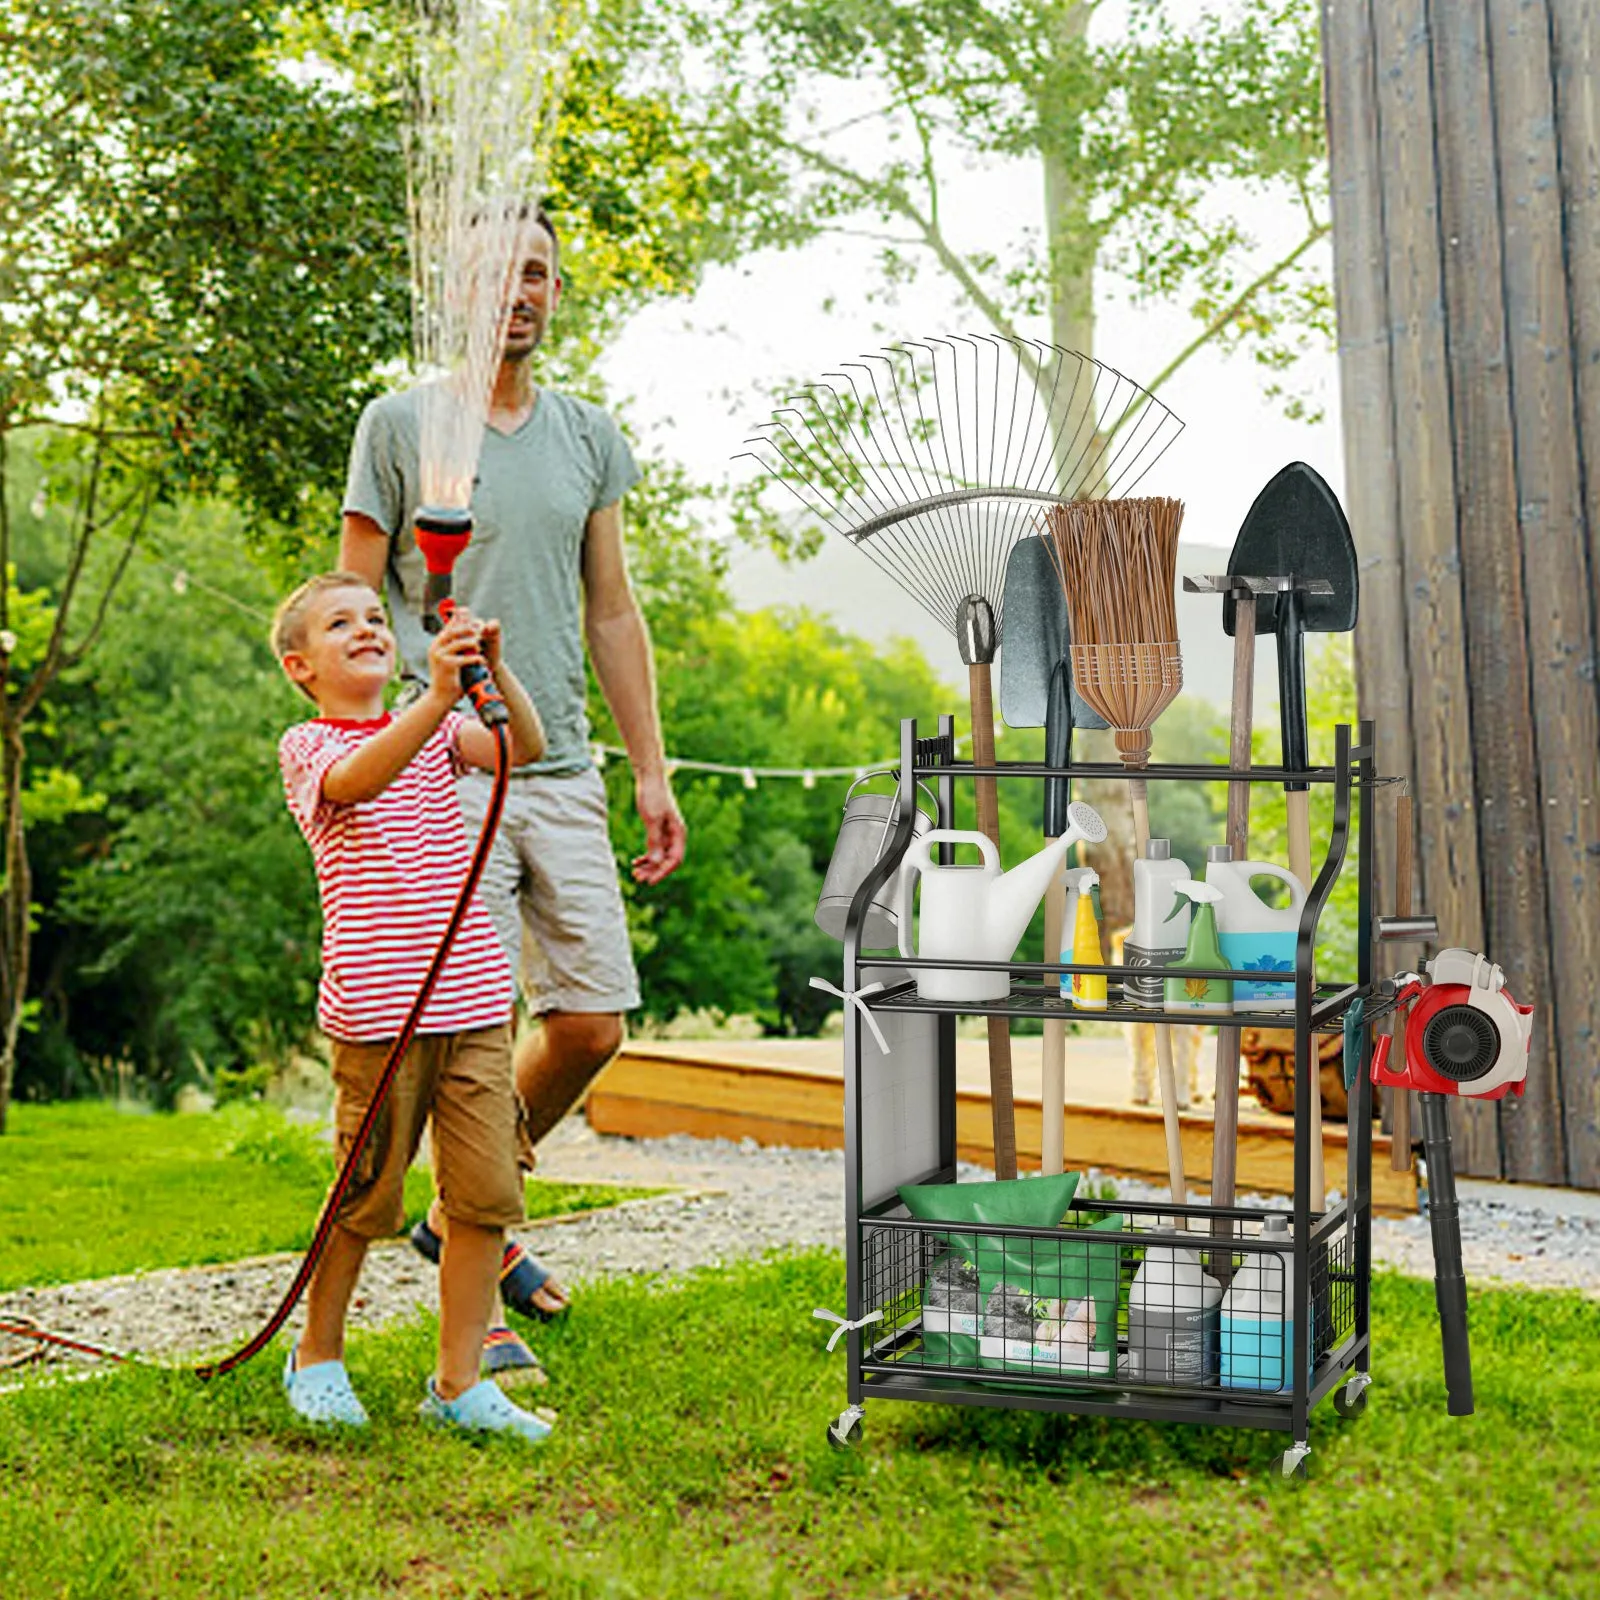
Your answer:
[419,1377,553,1443]
[283,1351,369,1427]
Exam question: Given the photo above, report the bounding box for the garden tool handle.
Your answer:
[1418,1091,1475,1415]
[1277,583,1309,791]
[1042,658,1074,837]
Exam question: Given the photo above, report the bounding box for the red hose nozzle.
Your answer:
[411,506,508,727]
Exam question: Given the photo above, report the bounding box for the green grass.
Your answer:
[0,1101,658,1291]
[1,1253,1595,1598]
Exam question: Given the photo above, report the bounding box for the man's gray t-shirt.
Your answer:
[343,385,640,775]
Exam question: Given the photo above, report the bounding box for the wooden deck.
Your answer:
[586,1036,1419,1216]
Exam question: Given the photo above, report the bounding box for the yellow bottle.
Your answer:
[1071,869,1107,1011]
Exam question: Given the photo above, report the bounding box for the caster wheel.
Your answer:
[826,1407,865,1451]
[1333,1384,1368,1419]
[1278,1453,1308,1480]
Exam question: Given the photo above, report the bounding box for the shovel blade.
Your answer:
[1224,463,1358,638]
[998,535,1108,730]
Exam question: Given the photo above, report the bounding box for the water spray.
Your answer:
[0,3,581,1380]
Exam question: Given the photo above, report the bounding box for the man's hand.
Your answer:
[426,611,484,704]
[631,767,686,885]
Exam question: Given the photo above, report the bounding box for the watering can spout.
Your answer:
[987,800,1110,953]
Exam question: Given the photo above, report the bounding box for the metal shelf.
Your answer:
[862,978,1369,1034]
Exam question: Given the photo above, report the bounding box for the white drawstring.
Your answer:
[812,1307,884,1353]
[808,977,891,1055]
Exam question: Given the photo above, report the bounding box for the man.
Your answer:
[340,208,686,1342]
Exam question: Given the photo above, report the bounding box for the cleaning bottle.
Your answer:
[1221,1215,1294,1390]
[1126,839,1191,1007]
[1070,869,1107,1011]
[1127,1242,1223,1385]
[1162,880,1233,1015]
[1204,854,1309,1013]
[1056,866,1098,999]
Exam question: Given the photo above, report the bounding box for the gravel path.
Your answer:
[2,1117,1596,1372]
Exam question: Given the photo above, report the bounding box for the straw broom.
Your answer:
[1046,498,1189,1221]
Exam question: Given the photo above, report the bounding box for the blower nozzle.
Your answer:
[412,506,508,726]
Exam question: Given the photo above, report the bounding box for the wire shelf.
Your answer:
[862,980,1369,1033]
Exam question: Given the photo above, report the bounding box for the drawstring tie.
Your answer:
[808,977,891,1054]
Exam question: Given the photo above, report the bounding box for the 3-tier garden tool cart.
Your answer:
[822,715,1394,1479]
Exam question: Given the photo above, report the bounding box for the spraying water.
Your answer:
[406,0,581,510]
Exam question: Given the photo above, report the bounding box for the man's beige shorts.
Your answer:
[329,1024,525,1239]
[457,766,641,1016]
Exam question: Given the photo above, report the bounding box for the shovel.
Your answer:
[1000,535,1110,1174]
[1224,462,1359,1210]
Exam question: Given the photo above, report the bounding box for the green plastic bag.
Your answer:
[971,1211,1125,1369]
[898,1172,1083,1370]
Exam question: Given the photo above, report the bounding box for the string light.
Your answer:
[142,550,921,785]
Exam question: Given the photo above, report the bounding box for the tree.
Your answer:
[0,0,418,1128]
[700,0,1330,410]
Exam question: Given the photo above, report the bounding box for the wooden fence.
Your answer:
[1322,0,1600,1185]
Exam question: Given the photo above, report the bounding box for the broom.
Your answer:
[1046,497,1189,1219]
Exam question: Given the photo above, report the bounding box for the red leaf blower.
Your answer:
[413,505,509,727]
[1371,948,1535,1416]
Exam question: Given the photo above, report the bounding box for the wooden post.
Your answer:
[1322,0,1600,1186]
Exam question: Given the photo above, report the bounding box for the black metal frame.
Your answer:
[835,716,1381,1453]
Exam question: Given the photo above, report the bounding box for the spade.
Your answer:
[1000,534,1109,1175]
[1224,461,1358,1209]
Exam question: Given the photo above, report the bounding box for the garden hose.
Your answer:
[0,720,512,1380]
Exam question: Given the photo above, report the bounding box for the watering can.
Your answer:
[896,801,1109,1002]
[813,770,937,949]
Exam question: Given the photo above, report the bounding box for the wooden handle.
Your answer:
[1127,773,1187,1219]
[968,662,1016,1178]
[968,663,1001,845]
[1285,796,1324,1209]
[1214,598,1255,1218]
[1391,794,1415,1172]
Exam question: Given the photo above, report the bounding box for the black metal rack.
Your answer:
[824,716,1383,1478]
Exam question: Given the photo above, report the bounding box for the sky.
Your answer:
[595,7,1344,715]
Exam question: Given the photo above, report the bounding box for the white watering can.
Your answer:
[896,801,1110,1002]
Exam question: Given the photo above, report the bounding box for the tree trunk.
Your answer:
[0,720,29,1134]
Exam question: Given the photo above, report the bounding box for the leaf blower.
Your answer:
[1371,947,1535,1416]
[413,505,509,727]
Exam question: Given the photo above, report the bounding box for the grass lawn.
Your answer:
[0,1101,657,1291]
[1,1251,1595,1599]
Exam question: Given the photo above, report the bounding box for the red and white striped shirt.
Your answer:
[279,713,514,1042]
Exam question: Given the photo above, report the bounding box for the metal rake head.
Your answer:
[737,334,1184,652]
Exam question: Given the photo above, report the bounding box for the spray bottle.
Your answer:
[1070,869,1107,1011]
[1162,880,1233,1015]
[1126,840,1191,1007]
[1057,866,1099,999]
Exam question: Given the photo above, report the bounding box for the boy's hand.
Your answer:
[426,612,484,703]
[478,616,505,676]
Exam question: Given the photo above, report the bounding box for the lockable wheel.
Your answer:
[1333,1371,1371,1419]
[826,1405,866,1451]
[1333,1385,1368,1419]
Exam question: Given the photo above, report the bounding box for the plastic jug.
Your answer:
[1126,840,1191,1007]
[1204,859,1308,1012]
[1056,867,1099,998]
[1221,1215,1294,1391]
[1127,1243,1222,1385]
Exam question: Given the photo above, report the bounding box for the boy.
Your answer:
[272,571,549,1439]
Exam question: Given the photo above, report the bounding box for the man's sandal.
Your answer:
[482,1324,547,1387]
[409,1219,570,1324]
